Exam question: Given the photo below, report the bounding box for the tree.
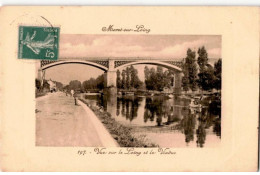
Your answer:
[55,81,63,91]
[63,85,69,92]
[82,74,104,91]
[144,66,150,80]
[149,67,157,90]
[121,69,126,89]
[182,61,189,92]
[96,74,104,90]
[197,46,216,91]
[214,59,222,91]
[130,66,136,88]
[42,80,50,91]
[69,80,81,91]
[82,78,96,90]
[35,78,41,90]
[197,46,208,69]
[116,70,121,89]
[126,67,131,89]
[197,64,215,91]
[144,66,151,90]
[162,69,175,88]
[127,65,143,89]
[144,66,176,91]
[207,65,215,90]
[197,46,212,91]
[156,66,164,91]
[182,48,198,91]
[182,74,189,92]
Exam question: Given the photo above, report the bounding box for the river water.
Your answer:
[84,94,221,148]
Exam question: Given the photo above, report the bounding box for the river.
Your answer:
[83,93,221,148]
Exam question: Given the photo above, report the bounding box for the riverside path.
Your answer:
[36,91,118,147]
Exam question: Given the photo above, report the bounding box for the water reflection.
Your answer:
[84,93,221,147]
[117,97,141,121]
[196,121,206,147]
[180,110,196,144]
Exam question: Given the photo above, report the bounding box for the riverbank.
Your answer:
[79,97,158,147]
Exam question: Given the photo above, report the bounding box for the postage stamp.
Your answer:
[18,26,60,60]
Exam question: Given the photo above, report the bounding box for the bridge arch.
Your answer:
[114,60,182,72]
[40,60,108,71]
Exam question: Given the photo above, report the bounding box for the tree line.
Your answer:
[63,74,105,92]
[82,74,105,90]
[116,65,143,90]
[182,46,221,92]
[144,66,175,91]
[65,65,143,92]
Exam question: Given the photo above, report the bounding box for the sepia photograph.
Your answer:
[35,34,222,148]
[0,6,258,172]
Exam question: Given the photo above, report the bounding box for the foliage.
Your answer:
[82,74,104,91]
[145,67,157,91]
[82,78,97,90]
[130,65,140,88]
[182,48,198,91]
[69,80,82,91]
[181,72,189,92]
[126,67,131,89]
[35,79,41,90]
[214,59,222,90]
[121,70,126,89]
[182,47,222,92]
[55,81,63,90]
[197,64,215,91]
[163,69,175,88]
[42,80,50,90]
[116,70,121,88]
[118,66,143,90]
[197,46,216,91]
[144,66,175,91]
[96,75,105,89]
[197,46,208,69]
[63,85,70,91]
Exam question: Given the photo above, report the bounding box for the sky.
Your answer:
[44,34,221,85]
[59,34,221,59]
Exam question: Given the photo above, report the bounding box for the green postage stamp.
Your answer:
[18,26,60,60]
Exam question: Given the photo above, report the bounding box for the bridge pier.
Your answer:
[106,70,117,88]
[174,72,182,94]
[104,60,117,96]
[37,69,44,86]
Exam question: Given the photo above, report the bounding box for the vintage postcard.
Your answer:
[0,6,259,172]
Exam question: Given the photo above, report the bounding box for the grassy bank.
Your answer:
[79,97,158,147]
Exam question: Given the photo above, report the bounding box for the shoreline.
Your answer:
[79,97,158,147]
